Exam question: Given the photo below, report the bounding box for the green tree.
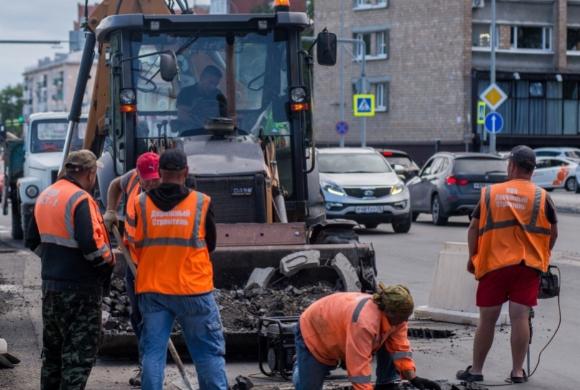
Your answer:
[0,84,24,136]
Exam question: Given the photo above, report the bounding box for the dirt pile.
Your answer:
[101,275,336,335]
[216,283,335,333]
[101,276,133,334]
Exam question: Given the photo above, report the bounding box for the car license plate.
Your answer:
[473,183,484,189]
[355,206,383,214]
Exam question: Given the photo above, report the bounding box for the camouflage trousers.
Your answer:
[41,290,102,390]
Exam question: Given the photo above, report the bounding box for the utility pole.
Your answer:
[339,0,345,147]
[336,38,367,147]
[490,0,497,154]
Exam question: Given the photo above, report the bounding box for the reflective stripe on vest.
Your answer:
[134,192,206,249]
[480,186,551,236]
[391,351,413,360]
[39,189,85,249]
[349,375,372,384]
[351,297,371,323]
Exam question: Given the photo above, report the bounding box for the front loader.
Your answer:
[64,0,377,350]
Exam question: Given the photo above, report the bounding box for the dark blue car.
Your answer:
[407,153,508,225]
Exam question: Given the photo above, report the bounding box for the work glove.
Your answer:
[410,376,441,390]
[103,210,118,232]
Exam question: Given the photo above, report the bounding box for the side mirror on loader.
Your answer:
[316,30,337,66]
[160,51,178,82]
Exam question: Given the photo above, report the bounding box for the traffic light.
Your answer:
[18,116,24,125]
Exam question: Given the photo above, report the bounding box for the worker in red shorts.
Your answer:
[457,145,558,384]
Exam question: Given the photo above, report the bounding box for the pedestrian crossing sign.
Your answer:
[353,94,375,117]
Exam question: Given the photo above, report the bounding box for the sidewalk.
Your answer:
[550,189,580,214]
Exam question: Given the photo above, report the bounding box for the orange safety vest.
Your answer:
[300,293,415,390]
[133,190,213,295]
[121,170,140,260]
[35,179,112,263]
[473,179,552,280]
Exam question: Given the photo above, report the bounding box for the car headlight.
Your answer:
[391,184,404,195]
[322,183,346,197]
[25,185,39,199]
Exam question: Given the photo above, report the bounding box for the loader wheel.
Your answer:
[313,228,359,244]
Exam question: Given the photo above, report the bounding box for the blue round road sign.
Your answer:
[336,121,349,135]
[484,112,504,134]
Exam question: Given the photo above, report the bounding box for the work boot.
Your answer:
[128,366,142,387]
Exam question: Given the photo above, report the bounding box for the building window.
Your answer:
[374,82,389,112]
[510,26,552,51]
[354,30,388,60]
[353,0,387,10]
[476,79,580,136]
[472,24,499,48]
[376,31,388,56]
[567,28,580,51]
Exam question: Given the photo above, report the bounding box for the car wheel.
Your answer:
[431,195,448,226]
[392,214,412,234]
[365,223,379,229]
[565,177,577,192]
[411,212,419,222]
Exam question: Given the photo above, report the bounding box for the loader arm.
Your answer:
[82,0,172,152]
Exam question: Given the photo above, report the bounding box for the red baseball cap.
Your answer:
[136,152,160,181]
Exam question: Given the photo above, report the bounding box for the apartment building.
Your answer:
[314,0,580,159]
[313,0,472,159]
[21,3,97,117]
[472,0,580,149]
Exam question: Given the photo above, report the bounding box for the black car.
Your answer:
[378,149,420,181]
[407,152,508,225]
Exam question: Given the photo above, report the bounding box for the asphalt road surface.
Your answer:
[0,210,579,389]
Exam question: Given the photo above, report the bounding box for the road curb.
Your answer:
[555,205,580,215]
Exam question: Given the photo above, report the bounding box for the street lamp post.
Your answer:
[338,37,367,147]
[490,0,497,154]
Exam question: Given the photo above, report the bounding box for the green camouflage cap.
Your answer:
[64,150,101,173]
[372,282,414,318]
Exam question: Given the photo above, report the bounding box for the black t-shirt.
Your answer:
[471,192,557,224]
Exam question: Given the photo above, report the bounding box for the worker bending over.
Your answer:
[132,148,226,390]
[294,284,440,390]
[103,151,161,387]
[26,150,115,390]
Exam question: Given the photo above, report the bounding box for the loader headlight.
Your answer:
[290,87,307,103]
[25,185,39,199]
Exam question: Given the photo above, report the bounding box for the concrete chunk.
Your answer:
[245,267,276,290]
[279,250,320,277]
[331,253,361,292]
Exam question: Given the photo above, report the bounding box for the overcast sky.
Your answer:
[0,1,211,90]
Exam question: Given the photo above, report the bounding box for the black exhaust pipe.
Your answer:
[60,31,96,172]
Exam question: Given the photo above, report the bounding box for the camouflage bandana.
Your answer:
[372,282,414,318]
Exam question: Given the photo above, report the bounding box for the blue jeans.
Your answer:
[125,268,142,340]
[292,324,398,390]
[138,292,228,390]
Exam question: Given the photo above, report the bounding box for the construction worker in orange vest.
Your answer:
[131,148,225,390]
[25,150,115,390]
[294,284,441,390]
[103,151,161,387]
[457,145,558,384]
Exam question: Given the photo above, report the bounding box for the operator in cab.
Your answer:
[293,284,441,390]
[175,65,228,135]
